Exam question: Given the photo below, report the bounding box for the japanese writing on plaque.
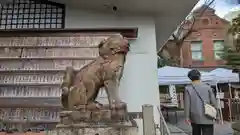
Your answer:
[0,73,63,84]
[0,34,115,126]
[0,86,61,97]
[0,35,109,71]
[0,60,94,70]
[0,108,60,121]
[0,36,107,47]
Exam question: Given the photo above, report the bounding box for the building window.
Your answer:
[191,41,203,60]
[213,40,224,60]
[0,0,65,29]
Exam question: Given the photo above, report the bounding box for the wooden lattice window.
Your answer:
[0,0,65,29]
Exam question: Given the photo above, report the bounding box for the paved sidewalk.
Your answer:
[167,123,188,135]
[166,111,233,135]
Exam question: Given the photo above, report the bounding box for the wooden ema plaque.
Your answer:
[0,35,107,85]
[0,34,112,127]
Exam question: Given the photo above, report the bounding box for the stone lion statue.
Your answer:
[61,34,129,110]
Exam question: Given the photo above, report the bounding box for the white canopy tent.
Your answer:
[210,68,239,83]
[209,68,239,123]
[157,66,227,123]
[158,66,215,85]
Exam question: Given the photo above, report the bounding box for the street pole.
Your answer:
[142,104,156,135]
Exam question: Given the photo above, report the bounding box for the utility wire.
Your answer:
[159,0,215,52]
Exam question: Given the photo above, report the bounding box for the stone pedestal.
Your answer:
[45,121,138,135]
[60,103,128,125]
[47,104,138,135]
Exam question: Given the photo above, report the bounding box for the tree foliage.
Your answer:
[157,56,175,68]
[221,14,240,68]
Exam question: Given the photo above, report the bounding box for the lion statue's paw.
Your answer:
[86,101,103,110]
[110,101,127,109]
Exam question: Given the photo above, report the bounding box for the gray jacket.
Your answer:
[184,82,218,124]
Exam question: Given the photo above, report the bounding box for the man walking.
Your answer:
[184,69,218,135]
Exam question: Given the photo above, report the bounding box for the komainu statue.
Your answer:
[60,34,129,113]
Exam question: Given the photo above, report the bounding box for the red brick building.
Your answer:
[161,5,230,69]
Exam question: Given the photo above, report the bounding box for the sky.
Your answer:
[194,0,240,17]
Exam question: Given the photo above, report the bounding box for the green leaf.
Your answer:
[222,14,240,67]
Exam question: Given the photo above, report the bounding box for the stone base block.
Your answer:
[46,124,138,135]
[59,105,128,124]
[61,117,72,125]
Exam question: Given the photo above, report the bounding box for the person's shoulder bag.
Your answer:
[192,85,217,119]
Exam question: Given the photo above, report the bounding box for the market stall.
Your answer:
[158,66,214,85]
[210,68,239,84]
[210,68,240,122]
[158,66,216,123]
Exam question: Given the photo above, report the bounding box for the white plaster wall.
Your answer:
[65,7,160,134]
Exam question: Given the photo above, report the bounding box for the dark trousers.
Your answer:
[191,123,214,135]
